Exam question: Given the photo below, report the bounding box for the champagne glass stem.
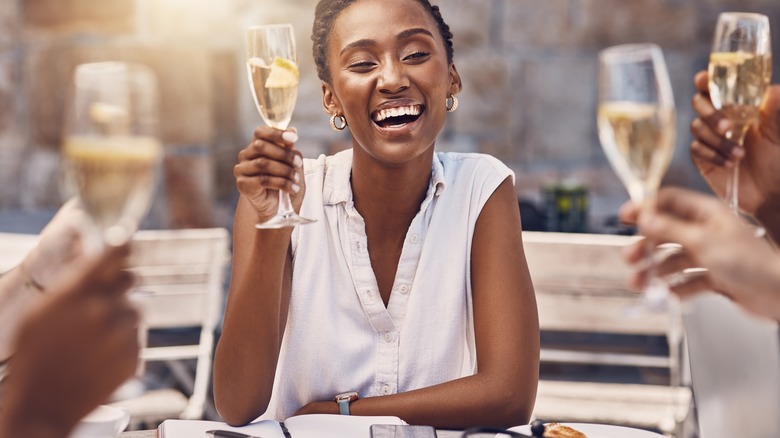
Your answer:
[278,191,295,217]
[725,125,749,215]
[638,199,669,310]
[725,163,739,214]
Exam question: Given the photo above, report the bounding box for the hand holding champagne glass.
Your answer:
[598,44,676,310]
[246,24,314,228]
[708,12,772,214]
[62,62,162,250]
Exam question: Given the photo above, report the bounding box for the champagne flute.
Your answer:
[597,44,677,310]
[246,24,315,228]
[708,12,772,214]
[62,62,162,251]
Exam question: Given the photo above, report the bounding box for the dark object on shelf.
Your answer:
[542,183,588,233]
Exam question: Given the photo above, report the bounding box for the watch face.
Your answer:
[335,391,359,402]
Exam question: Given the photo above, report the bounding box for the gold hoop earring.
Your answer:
[329,114,347,131]
[446,95,459,113]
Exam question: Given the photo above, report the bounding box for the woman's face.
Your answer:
[322,0,461,166]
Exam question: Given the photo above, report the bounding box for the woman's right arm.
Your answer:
[213,127,304,426]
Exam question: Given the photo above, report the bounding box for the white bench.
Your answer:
[523,231,692,437]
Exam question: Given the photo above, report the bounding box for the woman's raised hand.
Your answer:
[690,70,780,217]
[233,126,305,224]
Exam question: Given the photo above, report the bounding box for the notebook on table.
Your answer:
[683,294,780,438]
[158,414,407,438]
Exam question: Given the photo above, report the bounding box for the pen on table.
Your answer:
[280,421,292,438]
[206,430,259,438]
[205,422,292,438]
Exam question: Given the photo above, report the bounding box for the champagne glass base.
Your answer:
[255,213,316,229]
[624,277,671,317]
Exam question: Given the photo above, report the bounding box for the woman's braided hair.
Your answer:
[312,0,454,84]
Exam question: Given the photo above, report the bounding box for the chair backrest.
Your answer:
[524,231,678,338]
[128,227,230,420]
[523,231,690,434]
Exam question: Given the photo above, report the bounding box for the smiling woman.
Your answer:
[214,0,539,429]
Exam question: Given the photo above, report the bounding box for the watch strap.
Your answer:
[337,398,351,415]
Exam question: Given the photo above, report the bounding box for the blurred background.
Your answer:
[1,0,780,234]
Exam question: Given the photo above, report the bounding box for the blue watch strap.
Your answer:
[338,398,351,415]
[334,391,358,415]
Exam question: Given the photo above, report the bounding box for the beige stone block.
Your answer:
[137,0,238,48]
[0,1,20,46]
[26,42,213,148]
[451,54,513,142]
[432,0,493,52]
[520,55,599,164]
[503,0,576,49]
[163,150,216,229]
[0,51,22,142]
[578,0,697,49]
[23,0,134,34]
[19,148,63,209]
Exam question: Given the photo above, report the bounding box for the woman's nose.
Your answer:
[377,61,409,94]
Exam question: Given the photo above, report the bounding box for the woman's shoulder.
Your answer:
[434,151,513,181]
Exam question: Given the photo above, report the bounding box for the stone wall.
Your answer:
[2,0,780,230]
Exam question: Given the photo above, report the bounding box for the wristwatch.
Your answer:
[334,391,359,415]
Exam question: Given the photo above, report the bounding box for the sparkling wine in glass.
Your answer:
[246,24,314,228]
[708,12,772,214]
[62,62,162,250]
[598,44,677,310]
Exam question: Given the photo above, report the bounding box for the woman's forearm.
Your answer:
[213,198,294,426]
[301,370,536,429]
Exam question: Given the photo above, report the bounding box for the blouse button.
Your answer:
[381,385,391,395]
[399,285,409,294]
[410,234,419,244]
[384,332,395,343]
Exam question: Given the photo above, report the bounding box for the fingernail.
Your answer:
[291,183,301,193]
[731,147,745,159]
[282,131,299,143]
[717,119,730,135]
[293,155,303,168]
[294,172,300,183]
[253,140,262,147]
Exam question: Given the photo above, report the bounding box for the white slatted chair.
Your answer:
[108,227,230,428]
[523,231,692,437]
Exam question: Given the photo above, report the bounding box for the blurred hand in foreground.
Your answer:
[690,71,780,227]
[621,187,780,321]
[0,243,139,438]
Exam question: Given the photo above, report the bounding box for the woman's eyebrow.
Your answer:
[339,28,435,57]
[396,27,434,41]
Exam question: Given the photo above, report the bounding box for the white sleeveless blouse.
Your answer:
[261,148,514,420]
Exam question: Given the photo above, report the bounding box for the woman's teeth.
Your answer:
[373,105,421,123]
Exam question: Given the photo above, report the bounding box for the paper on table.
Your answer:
[159,414,407,438]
